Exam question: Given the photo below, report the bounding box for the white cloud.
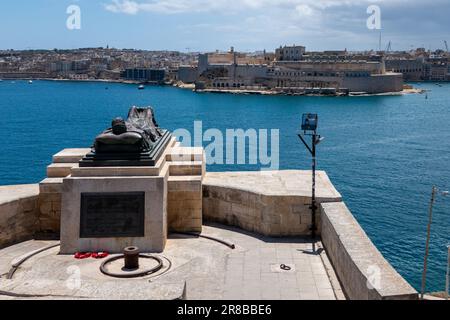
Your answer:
[105,0,140,14]
[295,5,315,17]
[103,0,432,15]
[103,0,450,51]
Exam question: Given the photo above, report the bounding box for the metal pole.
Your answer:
[446,245,449,301]
[421,186,437,300]
[311,133,317,240]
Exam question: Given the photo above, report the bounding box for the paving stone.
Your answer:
[300,292,320,300]
[0,224,340,300]
[318,288,336,298]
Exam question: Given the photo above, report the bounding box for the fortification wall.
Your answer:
[321,202,418,300]
[343,73,404,93]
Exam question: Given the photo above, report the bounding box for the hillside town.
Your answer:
[0,45,449,94]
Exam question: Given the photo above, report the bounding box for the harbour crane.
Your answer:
[386,41,392,53]
[444,40,449,53]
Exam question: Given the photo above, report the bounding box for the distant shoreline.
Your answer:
[193,88,425,97]
[0,78,152,85]
[2,78,428,97]
[177,82,426,97]
[44,78,142,84]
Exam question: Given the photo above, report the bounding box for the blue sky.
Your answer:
[1,0,449,52]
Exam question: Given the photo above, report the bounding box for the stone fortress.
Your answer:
[0,107,418,300]
[179,45,404,95]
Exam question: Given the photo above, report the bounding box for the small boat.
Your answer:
[29,80,33,84]
[138,84,145,90]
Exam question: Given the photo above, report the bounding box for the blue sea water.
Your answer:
[0,80,449,293]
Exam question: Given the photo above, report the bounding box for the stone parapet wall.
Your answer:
[203,185,312,236]
[0,170,420,299]
[0,184,39,249]
[203,171,342,237]
[320,202,418,300]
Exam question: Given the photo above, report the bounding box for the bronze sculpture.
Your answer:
[80,106,172,167]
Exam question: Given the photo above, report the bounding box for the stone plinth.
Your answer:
[39,149,90,236]
[59,142,173,254]
[38,138,205,238]
[60,172,168,254]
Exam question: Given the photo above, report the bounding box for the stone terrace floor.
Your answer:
[0,224,344,300]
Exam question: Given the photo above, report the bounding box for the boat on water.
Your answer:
[138,84,145,90]
[29,80,33,84]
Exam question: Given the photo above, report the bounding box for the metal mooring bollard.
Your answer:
[124,246,140,270]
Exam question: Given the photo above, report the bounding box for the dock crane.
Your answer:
[444,40,449,54]
[386,41,392,53]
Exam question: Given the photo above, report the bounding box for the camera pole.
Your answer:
[298,132,319,240]
[299,114,323,241]
[311,133,317,239]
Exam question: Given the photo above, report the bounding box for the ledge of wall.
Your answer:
[203,170,342,237]
[320,202,418,300]
[0,184,39,249]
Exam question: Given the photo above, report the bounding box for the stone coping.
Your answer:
[0,184,39,205]
[320,202,418,300]
[52,148,91,164]
[203,170,342,201]
[39,178,64,193]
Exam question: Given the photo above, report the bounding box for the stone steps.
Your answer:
[169,161,204,176]
[166,147,204,162]
[47,163,77,178]
[52,149,91,164]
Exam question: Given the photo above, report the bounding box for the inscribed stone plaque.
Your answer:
[80,192,145,238]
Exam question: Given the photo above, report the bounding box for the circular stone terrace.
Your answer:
[0,224,342,300]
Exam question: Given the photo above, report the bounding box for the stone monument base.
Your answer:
[60,174,168,254]
[41,138,205,254]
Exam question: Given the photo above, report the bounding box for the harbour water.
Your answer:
[0,80,449,293]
